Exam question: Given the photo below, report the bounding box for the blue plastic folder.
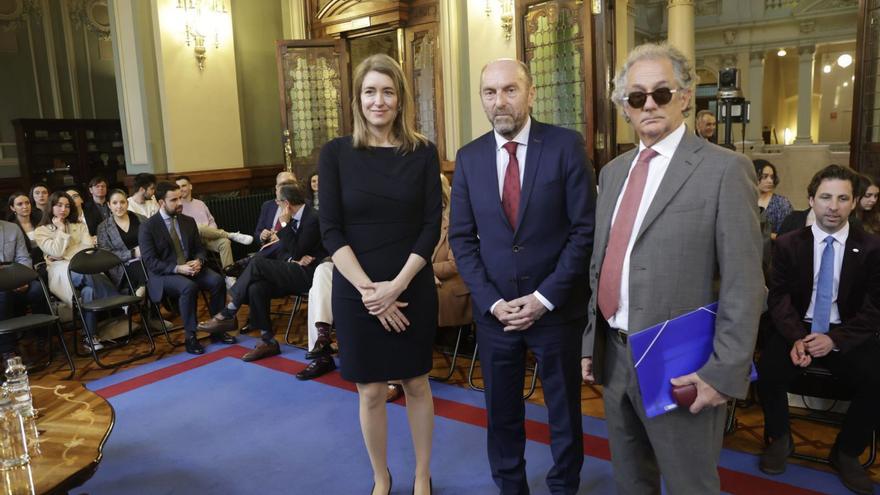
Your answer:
[629,302,757,418]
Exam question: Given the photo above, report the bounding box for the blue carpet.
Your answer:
[78,338,871,494]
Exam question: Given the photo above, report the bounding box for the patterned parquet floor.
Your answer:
[22,297,879,484]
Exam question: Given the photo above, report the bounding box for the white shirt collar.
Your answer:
[292,205,305,224]
[811,221,849,246]
[637,122,687,159]
[159,208,173,222]
[494,116,532,151]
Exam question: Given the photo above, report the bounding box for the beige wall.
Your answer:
[751,146,851,210]
[151,0,244,172]
[464,3,517,140]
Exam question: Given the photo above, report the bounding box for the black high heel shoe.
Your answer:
[370,468,392,495]
[412,477,432,495]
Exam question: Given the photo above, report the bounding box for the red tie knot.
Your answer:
[503,141,518,156]
[639,147,658,163]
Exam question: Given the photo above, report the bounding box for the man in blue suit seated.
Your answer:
[252,171,298,260]
[199,184,327,363]
[0,219,50,358]
[449,58,596,495]
[139,182,235,355]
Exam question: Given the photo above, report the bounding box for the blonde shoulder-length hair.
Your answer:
[351,53,427,153]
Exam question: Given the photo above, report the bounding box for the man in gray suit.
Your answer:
[581,43,765,493]
[0,220,48,357]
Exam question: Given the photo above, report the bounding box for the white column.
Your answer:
[616,0,636,145]
[747,50,765,142]
[794,45,815,145]
[108,0,154,171]
[667,0,695,129]
[281,0,308,39]
[439,0,463,160]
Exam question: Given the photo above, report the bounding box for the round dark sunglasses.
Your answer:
[622,88,678,108]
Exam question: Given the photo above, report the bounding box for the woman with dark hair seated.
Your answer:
[7,191,43,262]
[855,174,879,235]
[34,191,118,349]
[754,159,793,238]
[96,189,148,297]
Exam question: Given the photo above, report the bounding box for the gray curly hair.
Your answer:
[611,43,697,117]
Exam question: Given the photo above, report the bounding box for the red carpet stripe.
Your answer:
[94,351,832,495]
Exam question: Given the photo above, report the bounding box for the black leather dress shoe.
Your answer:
[759,434,792,475]
[210,332,237,344]
[185,336,205,355]
[305,339,332,360]
[830,443,874,495]
[295,356,336,380]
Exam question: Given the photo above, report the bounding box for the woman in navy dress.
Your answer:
[319,53,441,495]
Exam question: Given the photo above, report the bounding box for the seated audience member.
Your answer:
[755,159,793,238]
[199,184,327,362]
[306,172,319,210]
[295,260,336,380]
[65,188,88,224]
[433,174,471,329]
[0,219,50,358]
[34,192,118,349]
[695,109,717,142]
[757,165,880,495]
[97,190,148,297]
[7,192,42,261]
[254,172,298,259]
[30,183,50,219]
[174,176,253,284]
[127,173,160,218]
[139,182,234,355]
[854,175,879,235]
[82,176,111,235]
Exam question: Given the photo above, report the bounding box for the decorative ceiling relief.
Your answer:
[0,0,40,32]
[70,0,111,41]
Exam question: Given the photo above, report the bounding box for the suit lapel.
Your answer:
[515,122,545,234]
[635,131,704,242]
[797,227,815,308]
[596,148,639,263]
[838,227,862,308]
[476,133,509,228]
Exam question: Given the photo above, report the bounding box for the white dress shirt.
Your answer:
[488,117,553,314]
[805,222,848,325]
[606,123,686,331]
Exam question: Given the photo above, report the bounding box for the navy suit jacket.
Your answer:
[254,199,277,242]
[449,120,596,327]
[276,204,328,281]
[769,224,880,354]
[139,212,207,302]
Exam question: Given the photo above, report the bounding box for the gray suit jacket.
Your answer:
[0,220,32,267]
[582,130,765,399]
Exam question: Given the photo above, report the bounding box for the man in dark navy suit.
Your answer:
[252,171,298,260]
[199,184,327,362]
[139,182,234,355]
[449,59,595,495]
[758,165,880,495]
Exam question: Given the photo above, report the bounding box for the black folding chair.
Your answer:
[789,363,877,468]
[430,323,471,382]
[281,293,308,347]
[0,263,74,379]
[67,248,155,368]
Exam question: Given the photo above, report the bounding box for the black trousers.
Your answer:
[757,331,880,456]
[230,257,310,342]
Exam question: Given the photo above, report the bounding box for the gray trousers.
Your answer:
[602,331,726,495]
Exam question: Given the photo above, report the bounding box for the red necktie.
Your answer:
[501,141,521,228]
[273,218,282,231]
[597,147,658,320]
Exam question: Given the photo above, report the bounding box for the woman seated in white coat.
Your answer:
[34,191,119,349]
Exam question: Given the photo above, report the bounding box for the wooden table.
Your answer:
[0,380,114,495]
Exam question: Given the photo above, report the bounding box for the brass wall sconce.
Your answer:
[177,0,228,71]
[485,0,514,41]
